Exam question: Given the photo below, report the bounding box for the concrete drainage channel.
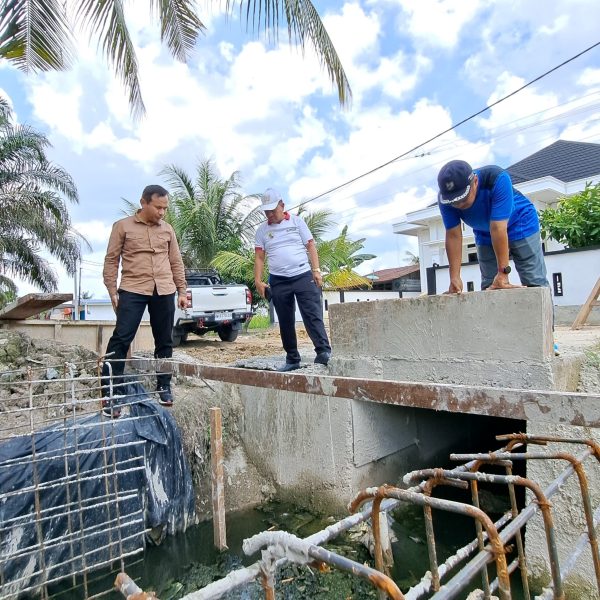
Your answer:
[2,356,599,599]
[1,288,600,599]
[120,432,598,600]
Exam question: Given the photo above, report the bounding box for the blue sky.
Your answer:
[1,0,599,298]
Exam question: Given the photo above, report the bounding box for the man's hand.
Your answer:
[446,277,463,294]
[110,293,119,312]
[488,273,524,290]
[255,281,268,298]
[312,271,323,287]
[178,292,188,309]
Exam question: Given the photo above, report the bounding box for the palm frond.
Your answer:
[324,268,371,291]
[150,0,205,61]
[225,0,352,107]
[0,100,85,292]
[160,163,197,200]
[120,197,139,217]
[76,0,145,119]
[0,236,58,291]
[0,0,73,72]
[301,208,334,242]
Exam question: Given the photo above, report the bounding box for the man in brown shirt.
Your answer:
[101,184,187,416]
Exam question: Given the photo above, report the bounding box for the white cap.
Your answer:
[261,188,282,211]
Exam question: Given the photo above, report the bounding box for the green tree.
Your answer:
[540,182,600,248]
[0,0,351,118]
[160,160,264,268]
[0,97,86,304]
[403,250,420,265]
[211,210,375,309]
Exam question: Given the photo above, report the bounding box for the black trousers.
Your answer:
[270,270,331,364]
[102,289,175,391]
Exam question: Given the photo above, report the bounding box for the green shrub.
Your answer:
[248,314,271,330]
[539,182,600,248]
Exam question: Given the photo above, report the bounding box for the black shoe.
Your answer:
[277,362,301,372]
[314,352,331,366]
[101,397,121,419]
[157,386,173,406]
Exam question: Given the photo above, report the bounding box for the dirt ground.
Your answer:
[175,324,314,364]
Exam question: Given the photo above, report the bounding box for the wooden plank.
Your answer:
[210,407,228,551]
[572,277,600,330]
[0,294,72,320]
[130,359,600,429]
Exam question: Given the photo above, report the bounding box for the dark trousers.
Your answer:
[270,270,331,364]
[102,289,175,392]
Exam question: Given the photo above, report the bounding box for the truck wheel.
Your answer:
[217,324,239,342]
[172,329,188,347]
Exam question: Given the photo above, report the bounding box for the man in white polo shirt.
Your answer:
[254,188,331,372]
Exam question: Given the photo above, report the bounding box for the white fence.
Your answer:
[271,290,421,324]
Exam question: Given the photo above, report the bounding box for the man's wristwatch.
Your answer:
[312,268,321,273]
[498,265,511,274]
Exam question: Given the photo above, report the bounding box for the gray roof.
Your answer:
[507,140,600,184]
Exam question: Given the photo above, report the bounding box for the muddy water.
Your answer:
[50,497,529,599]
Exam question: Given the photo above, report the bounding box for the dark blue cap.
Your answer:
[437,160,474,204]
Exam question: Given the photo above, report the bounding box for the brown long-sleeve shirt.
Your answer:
[103,212,186,297]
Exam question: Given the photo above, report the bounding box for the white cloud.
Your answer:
[74,220,114,246]
[578,68,600,87]
[384,0,482,48]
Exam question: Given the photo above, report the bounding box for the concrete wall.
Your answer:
[432,246,599,306]
[0,320,155,354]
[329,287,554,389]
[239,286,598,595]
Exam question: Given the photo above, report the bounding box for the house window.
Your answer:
[467,281,474,292]
[324,299,328,311]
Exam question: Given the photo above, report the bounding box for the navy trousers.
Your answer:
[102,289,175,391]
[270,270,331,364]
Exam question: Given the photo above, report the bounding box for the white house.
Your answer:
[50,299,149,321]
[393,140,600,319]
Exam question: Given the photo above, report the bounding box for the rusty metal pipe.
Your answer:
[454,449,600,591]
[458,456,529,600]
[429,449,588,600]
[496,434,600,461]
[352,486,511,600]
[242,530,405,599]
[412,469,564,599]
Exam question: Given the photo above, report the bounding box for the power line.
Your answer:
[289,39,600,212]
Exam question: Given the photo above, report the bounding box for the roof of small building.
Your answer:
[370,264,420,283]
[507,140,600,184]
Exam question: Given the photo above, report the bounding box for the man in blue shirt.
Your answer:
[437,160,549,293]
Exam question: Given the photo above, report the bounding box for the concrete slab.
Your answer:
[0,293,72,319]
[329,287,555,388]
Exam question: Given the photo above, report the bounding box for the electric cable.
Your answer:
[287,39,600,212]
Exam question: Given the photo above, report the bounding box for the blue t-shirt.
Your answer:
[438,167,540,246]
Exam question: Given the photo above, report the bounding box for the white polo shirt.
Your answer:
[255,213,313,277]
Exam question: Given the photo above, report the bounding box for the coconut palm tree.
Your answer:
[0,97,86,300]
[158,159,264,268]
[212,210,375,307]
[0,0,351,118]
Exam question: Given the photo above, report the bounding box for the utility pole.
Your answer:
[73,258,79,321]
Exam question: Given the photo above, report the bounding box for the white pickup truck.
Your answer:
[172,270,253,346]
